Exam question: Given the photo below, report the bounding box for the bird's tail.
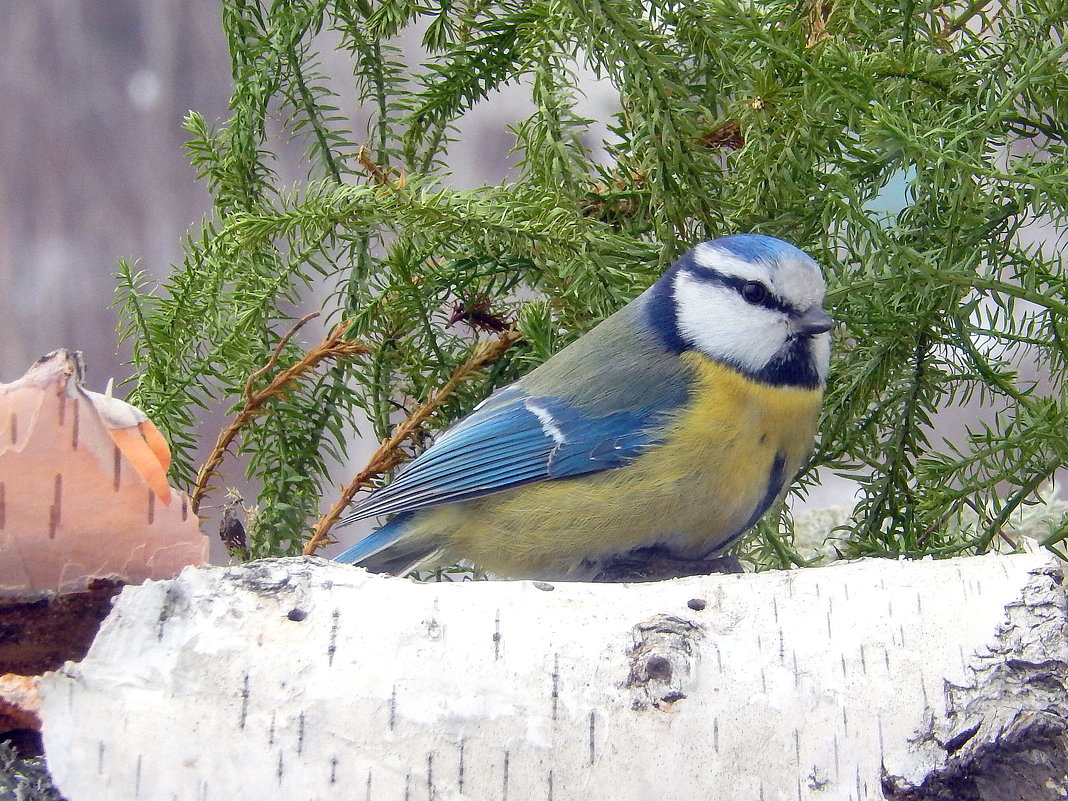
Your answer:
[333,512,440,575]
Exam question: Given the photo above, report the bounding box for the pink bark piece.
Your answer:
[0,351,207,594]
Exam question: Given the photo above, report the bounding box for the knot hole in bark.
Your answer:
[624,614,702,710]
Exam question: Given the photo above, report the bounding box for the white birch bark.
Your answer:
[39,550,1067,801]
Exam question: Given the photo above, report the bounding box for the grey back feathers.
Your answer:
[518,301,694,414]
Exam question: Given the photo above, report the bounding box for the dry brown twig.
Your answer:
[357,146,406,190]
[304,329,523,556]
[190,314,368,515]
[805,0,833,46]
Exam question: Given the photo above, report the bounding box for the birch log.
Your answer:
[39,551,1067,801]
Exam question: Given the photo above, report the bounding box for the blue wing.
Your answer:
[341,386,677,523]
[338,296,695,527]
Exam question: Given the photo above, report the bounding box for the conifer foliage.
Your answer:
[116,0,1068,564]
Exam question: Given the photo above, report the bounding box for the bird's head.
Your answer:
[647,234,833,389]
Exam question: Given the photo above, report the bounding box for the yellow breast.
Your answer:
[649,352,824,548]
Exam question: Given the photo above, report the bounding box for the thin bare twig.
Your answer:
[190,316,368,514]
[304,329,523,555]
[243,312,320,406]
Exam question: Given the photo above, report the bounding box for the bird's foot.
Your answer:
[590,547,744,582]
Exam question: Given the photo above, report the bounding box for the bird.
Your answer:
[334,233,833,581]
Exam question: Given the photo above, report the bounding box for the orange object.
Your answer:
[0,350,207,594]
[0,674,40,732]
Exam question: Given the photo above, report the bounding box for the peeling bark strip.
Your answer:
[39,552,1067,801]
[0,349,206,594]
[882,563,1068,800]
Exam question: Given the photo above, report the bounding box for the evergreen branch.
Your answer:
[284,48,346,183]
[114,261,159,373]
[191,315,367,514]
[760,524,811,569]
[976,456,1062,551]
[830,270,1068,318]
[982,37,1068,127]
[305,329,523,555]
[1004,114,1068,142]
[134,237,328,423]
[404,5,549,165]
[331,9,409,165]
[1042,514,1068,550]
[221,180,635,264]
[934,273,1068,318]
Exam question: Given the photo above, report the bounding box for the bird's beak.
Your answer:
[796,307,834,336]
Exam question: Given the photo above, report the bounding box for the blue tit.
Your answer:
[335,233,833,580]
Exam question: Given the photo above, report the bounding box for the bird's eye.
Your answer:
[740,281,769,305]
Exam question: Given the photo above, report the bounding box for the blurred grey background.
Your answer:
[0,1,234,382]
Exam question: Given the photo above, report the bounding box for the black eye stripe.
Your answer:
[685,266,791,314]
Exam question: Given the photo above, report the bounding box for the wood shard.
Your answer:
[0,349,206,593]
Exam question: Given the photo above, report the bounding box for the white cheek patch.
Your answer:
[673,271,788,371]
